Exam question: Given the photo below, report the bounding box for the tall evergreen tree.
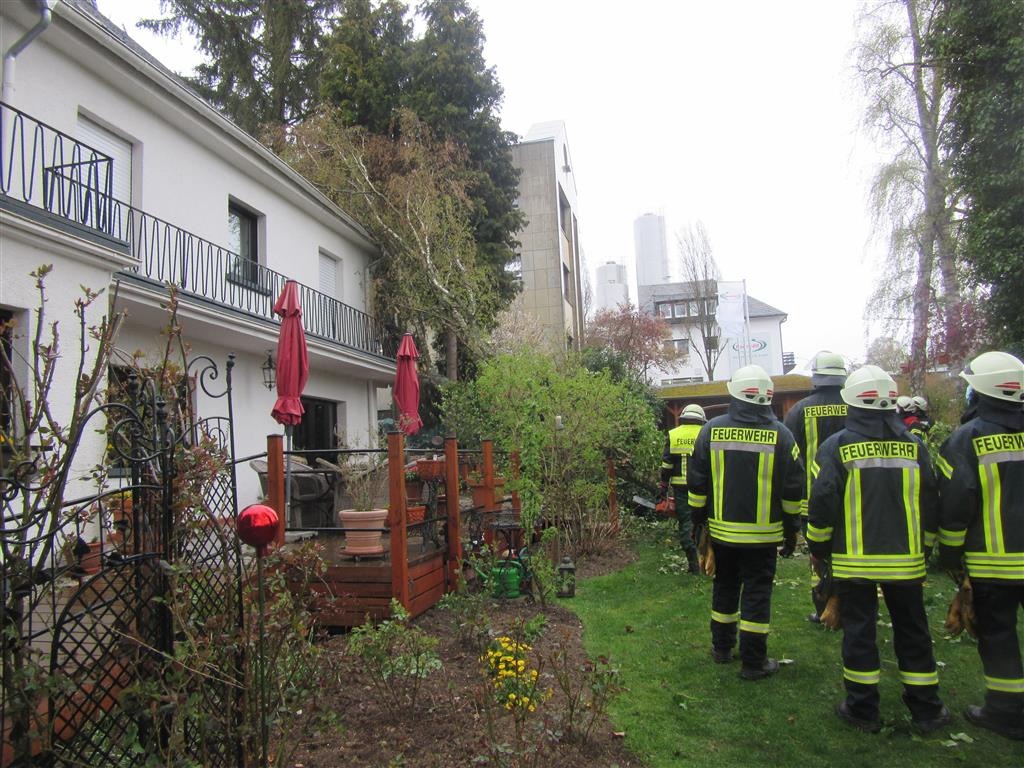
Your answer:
[319,0,410,134]
[140,0,340,135]
[404,0,524,305]
[933,0,1024,352]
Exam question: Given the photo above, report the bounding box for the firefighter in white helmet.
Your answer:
[937,351,1024,741]
[807,365,948,733]
[783,351,849,623]
[687,365,804,679]
[660,403,707,573]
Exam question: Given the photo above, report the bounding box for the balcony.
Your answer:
[0,103,396,360]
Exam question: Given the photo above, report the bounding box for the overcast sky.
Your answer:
[97,0,883,371]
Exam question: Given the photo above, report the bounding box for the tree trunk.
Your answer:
[445,328,458,381]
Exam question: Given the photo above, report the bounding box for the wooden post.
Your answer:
[267,434,286,546]
[388,431,410,611]
[444,435,461,591]
[606,457,619,536]
[481,439,496,547]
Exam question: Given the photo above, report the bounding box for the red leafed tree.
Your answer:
[584,301,677,381]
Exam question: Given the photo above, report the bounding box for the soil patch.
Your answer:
[289,541,640,767]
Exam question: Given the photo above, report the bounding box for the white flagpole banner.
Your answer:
[715,281,746,337]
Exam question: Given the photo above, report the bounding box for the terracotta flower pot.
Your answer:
[407,504,426,524]
[79,541,103,575]
[337,508,388,556]
[416,459,444,481]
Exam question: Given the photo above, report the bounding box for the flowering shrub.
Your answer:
[482,636,546,715]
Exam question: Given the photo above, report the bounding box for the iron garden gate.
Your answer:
[2,355,246,767]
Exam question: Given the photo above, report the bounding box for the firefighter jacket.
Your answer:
[660,422,703,486]
[687,400,804,547]
[783,385,847,516]
[805,408,938,582]
[936,396,1024,584]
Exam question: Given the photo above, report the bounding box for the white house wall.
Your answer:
[1,2,392,512]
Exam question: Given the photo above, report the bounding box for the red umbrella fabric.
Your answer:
[393,333,423,435]
[271,280,308,426]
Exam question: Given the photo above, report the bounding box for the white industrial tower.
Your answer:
[634,213,670,288]
[595,261,629,311]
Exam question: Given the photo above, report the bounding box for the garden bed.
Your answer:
[289,542,639,767]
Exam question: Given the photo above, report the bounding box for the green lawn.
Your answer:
[569,521,1024,768]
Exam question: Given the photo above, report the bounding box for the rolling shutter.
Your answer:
[319,252,339,299]
[76,115,132,204]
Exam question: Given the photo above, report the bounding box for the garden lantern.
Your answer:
[557,556,576,598]
[260,350,276,390]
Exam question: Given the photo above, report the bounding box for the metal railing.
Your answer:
[0,102,396,360]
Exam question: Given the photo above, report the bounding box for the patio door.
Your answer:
[294,396,338,456]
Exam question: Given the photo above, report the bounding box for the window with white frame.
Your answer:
[76,114,133,204]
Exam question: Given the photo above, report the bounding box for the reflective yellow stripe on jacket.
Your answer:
[967,433,1023,580]
[708,427,781,544]
[667,423,702,485]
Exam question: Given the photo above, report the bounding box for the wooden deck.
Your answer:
[265,434,515,628]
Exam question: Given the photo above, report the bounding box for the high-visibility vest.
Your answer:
[664,423,702,485]
[783,389,847,517]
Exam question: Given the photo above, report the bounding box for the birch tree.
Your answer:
[677,222,726,381]
[857,0,964,389]
[286,108,500,380]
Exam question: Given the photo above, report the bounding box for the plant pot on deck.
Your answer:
[416,459,444,482]
[337,508,389,556]
[407,504,426,524]
[470,480,506,509]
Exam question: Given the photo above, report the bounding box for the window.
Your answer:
[672,301,687,317]
[664,338,690,361]
[657,302,672,319]
[77,114,133,204]
[318,251,339,299]
[228,201,261,285]
[688,300,700,316]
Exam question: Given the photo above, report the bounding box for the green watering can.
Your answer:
[490,559,525,599]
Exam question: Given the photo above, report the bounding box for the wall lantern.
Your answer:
[261,350,276,390]
[556,556,576,598]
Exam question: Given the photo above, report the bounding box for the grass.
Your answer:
[569,520,1024,768]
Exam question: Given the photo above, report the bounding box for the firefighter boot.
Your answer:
[965,706,1024,741]
[740,658,779,681]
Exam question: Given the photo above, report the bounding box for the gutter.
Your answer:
[2,0,57,105]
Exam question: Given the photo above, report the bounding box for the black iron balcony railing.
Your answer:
[0,103,396,360]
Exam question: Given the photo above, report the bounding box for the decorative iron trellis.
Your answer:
[1,354,244,767]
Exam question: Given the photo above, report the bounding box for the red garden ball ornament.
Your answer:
[238,504,279,556]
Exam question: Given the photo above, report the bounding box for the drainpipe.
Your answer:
[2,0,56,106]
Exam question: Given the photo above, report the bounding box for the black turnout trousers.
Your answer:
[836,580,943,721]
[972,582,1024,724]
[710,543,776,668]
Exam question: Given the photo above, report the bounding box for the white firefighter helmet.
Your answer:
[841,365,899,410]
[681,403,706,422]
[911,395,928,412]
[896,395,914,413]
[727,365,774,405]
[959,351,1024,403]
[811,350,848,386]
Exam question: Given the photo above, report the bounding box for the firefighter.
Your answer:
[897,395,931,440]
[806,365,949,734]
[660,403,706,573]
[782,350,848,622]
[936,351,1024,741]
[688,365,804,680]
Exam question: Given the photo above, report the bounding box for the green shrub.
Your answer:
[348,600,442,717]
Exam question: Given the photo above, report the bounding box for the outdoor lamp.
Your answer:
[557,556,576,598]
[261,350,275,390]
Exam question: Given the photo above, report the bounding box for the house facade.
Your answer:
[639,281,787,384]
[1,0,396,506]
[510,121,585,352]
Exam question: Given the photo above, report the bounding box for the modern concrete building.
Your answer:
[594,261,629,312]
[510,122,584,352]
[634,212,670,288]
[1,0,395,507]
[639,281,788,384]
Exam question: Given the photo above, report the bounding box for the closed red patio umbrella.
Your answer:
[393,333,423,436]
[271,280,308,524]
